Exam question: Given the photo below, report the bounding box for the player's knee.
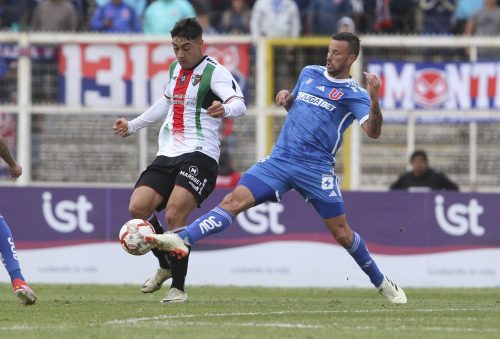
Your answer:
[128,200,151,219]
[220,192,246,215]
[331,225,353,248]
[165,206,183,228]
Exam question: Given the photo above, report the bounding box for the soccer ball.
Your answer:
[118,219,155,256]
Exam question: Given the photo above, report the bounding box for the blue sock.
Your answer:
[0,216,25,283]
[346,232,384,287]
[177,207,233,245]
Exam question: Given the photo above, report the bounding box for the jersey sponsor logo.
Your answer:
[328,88,344,100]
[179,170,203,187]
[191,74,202,86]
[434,195,485,237]
[321,175,334,190]
[297,91,336,111]
[189,166,199,176]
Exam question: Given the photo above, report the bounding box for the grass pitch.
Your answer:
[1,284,499,339]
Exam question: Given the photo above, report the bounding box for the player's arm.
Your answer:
[207,96,246,119]
[361,72,383,139]
[207,67,246,118]
[0,136,22,178]
[276,66,307,111]
[113,95,172,137]
[276,90,294,111]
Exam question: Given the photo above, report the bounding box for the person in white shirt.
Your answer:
[113,18,246,303]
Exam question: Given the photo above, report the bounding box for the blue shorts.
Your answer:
[239,155,344,218]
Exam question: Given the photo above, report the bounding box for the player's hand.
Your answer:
[364,72,381,99]
[8,162,22,179]
[276,90,293,107]
[113,118,130,137]
[207,100,225,118]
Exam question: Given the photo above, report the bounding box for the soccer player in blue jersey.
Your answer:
[0,136,37,305]
[146,32,407,303]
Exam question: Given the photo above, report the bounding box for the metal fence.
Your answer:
[1,33,500,191]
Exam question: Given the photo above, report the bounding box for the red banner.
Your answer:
[58,43,251,106]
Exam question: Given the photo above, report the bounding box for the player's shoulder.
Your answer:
[302,65,325,75]
[205,55,220,67]
[205,55,235,80]
[343,79,369,99]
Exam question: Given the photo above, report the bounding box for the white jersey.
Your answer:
[158,55,244,161]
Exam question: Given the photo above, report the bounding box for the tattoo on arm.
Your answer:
[0,137,15,166]
[367,98,383,137]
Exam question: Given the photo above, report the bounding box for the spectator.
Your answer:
[95,0,146,18]
[143,0,196,34]
[390,0,419,34]
[374,0,392,32]
[294,0,310,34]
[419,0,456,34]
[390,150,459,191]
[307,0,352,36]
[357,0,377,33]
[337,16,356,33]
[453,0,483,34]
[219,0,251,34]
[215,152,241,189]
[197,8,219,35]
[91,0,141,33]
[464,0,500,36]
[69,0,90,30]
[31,0,78,32]
[250,0,301,40]
[0,0,20,31]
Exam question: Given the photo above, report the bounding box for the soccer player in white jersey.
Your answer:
[146,32,407,304]
[113,18,246,303]
[0,136,37,305]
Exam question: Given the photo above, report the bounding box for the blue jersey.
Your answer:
[272,65,370,167]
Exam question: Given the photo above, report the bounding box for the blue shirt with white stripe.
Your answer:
[272,65,370,168]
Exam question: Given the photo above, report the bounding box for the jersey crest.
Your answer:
[191,74,202,86]
[328,88,344,100]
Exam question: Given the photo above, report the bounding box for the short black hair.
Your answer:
[410,150,428,162]
[331,32,360,56]
[170,18,203,40]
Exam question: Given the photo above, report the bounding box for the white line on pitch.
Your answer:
[107,307,499,325]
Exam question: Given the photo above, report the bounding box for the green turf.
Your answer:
[0,284,499,339]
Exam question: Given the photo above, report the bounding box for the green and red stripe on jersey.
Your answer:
[172,69,194,137]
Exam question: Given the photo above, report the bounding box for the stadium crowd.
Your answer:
[1,0,500,36]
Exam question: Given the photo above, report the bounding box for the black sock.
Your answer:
[170,247,191,291]
[148,214,171,270]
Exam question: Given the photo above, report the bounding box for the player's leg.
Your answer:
[148,152,219,303]
[292,164,407,304]
[161,185,198,303]
[0,215,37,305]
[146,157,291,253]
[322,213,406,303]
[130,169,174,293]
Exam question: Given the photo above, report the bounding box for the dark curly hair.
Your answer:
[170,18,203,40]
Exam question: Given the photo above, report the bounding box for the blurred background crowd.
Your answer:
[0,0,499,37]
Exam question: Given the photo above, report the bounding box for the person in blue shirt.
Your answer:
[146,32,407,304]
[91,0,141,33]
[0,136,37,305]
